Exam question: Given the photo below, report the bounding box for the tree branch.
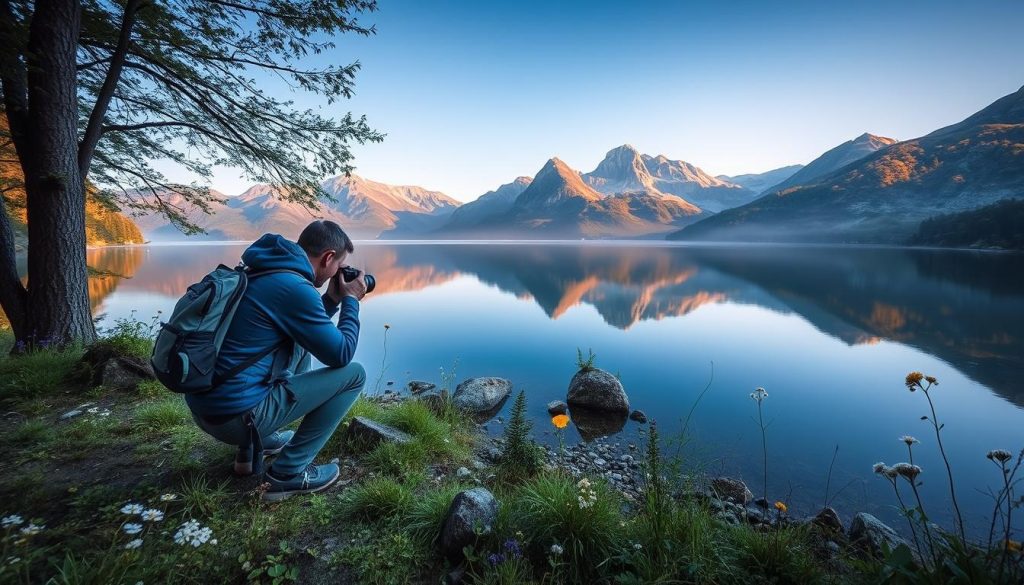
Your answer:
[78,0,144,178]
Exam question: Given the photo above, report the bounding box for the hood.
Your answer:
[241,233,315,281]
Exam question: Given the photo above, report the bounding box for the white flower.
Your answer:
[159,494,177,502]
[141,509,164,522]
[750,387,768,402]
[100,411,111,417]
[872,462,887,474]
[124,538,144,550]
[174,520,213,547]
[121,503,144,515]
[550,544,563,555]
[7,557,20,565]
[87,407,99,414]
[19,523,43,536]
[1,515,24,528]
[123,523,143,535]
[633,543,643,550]
[899,436,919,446]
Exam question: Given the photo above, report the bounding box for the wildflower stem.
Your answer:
[922,385,966,544]
[905,476,939,568]
[889,478,928,566]
[757,398,768,505]
[373,326,389,394]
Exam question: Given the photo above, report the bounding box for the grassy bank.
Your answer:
[0,328,1021,584]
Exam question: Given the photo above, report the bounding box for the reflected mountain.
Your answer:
[75,242,1024,406]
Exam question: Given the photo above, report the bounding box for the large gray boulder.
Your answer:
[347,417,412,447]
[566,368,629,413]
[709,477,754,505]
[79,342,155,391]
[452,378,512,413]
[849,513,909,558]
[440,487,498,561]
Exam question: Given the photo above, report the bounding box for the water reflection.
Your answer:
[64,242,1024,408]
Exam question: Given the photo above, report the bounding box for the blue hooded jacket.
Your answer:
[185,234,360,416]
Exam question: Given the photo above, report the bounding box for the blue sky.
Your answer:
[182,0,1024,202]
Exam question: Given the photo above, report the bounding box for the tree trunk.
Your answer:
[21,0,96,346]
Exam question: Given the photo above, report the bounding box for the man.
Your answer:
[186,220,367,501]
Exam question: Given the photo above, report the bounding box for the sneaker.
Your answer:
[233,430,295,476]
[262,463,340,502]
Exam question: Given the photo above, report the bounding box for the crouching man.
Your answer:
[186,220,367,501]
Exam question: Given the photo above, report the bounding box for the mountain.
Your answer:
[134,174,461,241]
[669,86,1024,244]
[908,199,1024,250]
[718,164,804,195]
[583,144,757,212]
[762,133,897,194]
[443,177,533,228]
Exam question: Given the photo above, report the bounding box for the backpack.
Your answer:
[151,264,299,394]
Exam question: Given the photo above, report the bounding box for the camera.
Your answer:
[340,266,376,294]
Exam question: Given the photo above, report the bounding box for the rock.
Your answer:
[472,460,487,471]
[546,400,568,416]
[594,457,607,467]
[79,342,155,391]
[849,513,909,558]
[452,377,512,415]
[60,409,83,420]
[566,368,629,413]
[754,497,770,509]
[347,417,412,447]
[440,488,498,561]
[417,389,449,414]
[709,477,753,505]
[812,507,844,534]
[629,410,647,423]
[408,380,436,394]
[456,467,472,479]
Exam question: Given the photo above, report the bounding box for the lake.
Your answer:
[71,241,1024,536]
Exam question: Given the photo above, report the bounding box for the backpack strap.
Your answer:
[209,267,308,388]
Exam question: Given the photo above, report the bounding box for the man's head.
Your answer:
[298,220,355,287]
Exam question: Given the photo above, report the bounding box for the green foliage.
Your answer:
[575,347,597,371]
[498,391,543,479]
[333,530,425,585]
[178,474,231,518]
[511,472,625,583]
[909,198,1024,250]
[133,396,191,433]
[240,540,300,585]
[338,476,414,521]
[100,314,158,359]
[0,342,82,406]
[135,379,166,399]
[729,524,823,584]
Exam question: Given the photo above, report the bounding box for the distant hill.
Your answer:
[2,119,143,250]
[133,174,461,241]
[763,133,897,194]
[718,164,803,195]
[908,199,1024,250]
[670,86,1024,244]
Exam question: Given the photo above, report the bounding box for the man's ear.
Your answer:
[318,250,336,269]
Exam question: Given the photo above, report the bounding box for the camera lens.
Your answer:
[363,274,376,293]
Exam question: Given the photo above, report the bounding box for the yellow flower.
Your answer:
[905,372,924,390]
[1007,539,1022,553]
[551,414,570,429]
[774,501,787,513]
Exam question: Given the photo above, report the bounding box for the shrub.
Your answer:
[498,391,543,479]
[100,313,158,359]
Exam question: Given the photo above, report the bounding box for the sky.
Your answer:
[170,0,1024,202]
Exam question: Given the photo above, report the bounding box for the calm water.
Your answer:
[72,242,1024,535]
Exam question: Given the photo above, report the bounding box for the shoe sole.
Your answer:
[262,468,341,502]
[232,445,288,476]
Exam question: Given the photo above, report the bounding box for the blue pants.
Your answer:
[195,351,366,476]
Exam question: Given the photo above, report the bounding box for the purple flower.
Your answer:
[503,538,522,559]
[487,553,506,567]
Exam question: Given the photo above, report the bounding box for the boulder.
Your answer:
[709,477,753,504]
[347,417,412,447]
[812,507,844,534]
[629,409,647,423]
[452,378,512,414]
[849,513,909,558]
[408,380,436,394]
[546,400,568,416]
[417,389,449,414]
[79,342,155,391]
[440,487,498,561]
[566,368,629,413]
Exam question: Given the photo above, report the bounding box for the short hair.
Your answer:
[298,220,354,257]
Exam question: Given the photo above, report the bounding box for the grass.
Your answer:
[338,476,414,521]
[133,396,191,433]
[0,341,83,408]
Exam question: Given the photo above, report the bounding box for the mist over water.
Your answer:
[81,241,1024,536]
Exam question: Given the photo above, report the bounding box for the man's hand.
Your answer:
[329,267,367,302]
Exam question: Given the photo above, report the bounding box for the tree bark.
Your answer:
[22,0,96,345]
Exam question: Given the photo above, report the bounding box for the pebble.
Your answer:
[456,467,472,478]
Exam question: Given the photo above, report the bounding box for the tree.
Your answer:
[0,0,383,347]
